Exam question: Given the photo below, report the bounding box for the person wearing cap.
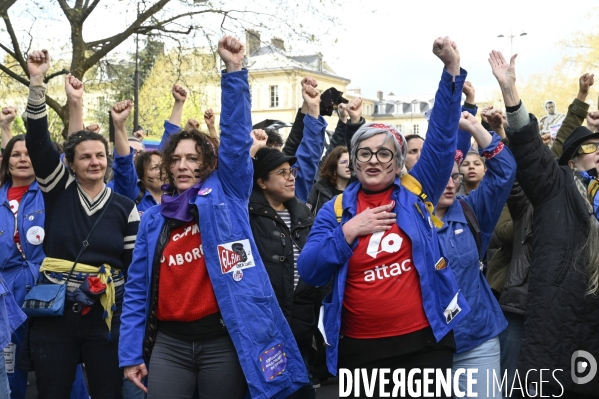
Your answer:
[297,37,471,396]
[434,111,516,398]
[249,79,326,398]
[490,48,599,396]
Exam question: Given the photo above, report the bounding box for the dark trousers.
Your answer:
[339,346,454,399]
[29,301,123,398]
[146,331,247,399]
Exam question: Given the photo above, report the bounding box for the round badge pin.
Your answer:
[198,188,212,196]
[9,200,18,214]
[232,269,243,282]
[26,226,45,245]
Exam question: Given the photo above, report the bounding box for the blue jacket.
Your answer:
[297,68,471,375]
[110,120,181,213]
[438,132,516,354]
[0,275,26,349]
[119,69,307,399]
[0,181,44,306]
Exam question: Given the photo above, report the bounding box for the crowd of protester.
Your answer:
[2,33,599,399]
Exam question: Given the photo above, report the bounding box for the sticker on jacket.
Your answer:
[259,343,287,381]
[444,292,461,323]
[218,239,255,274]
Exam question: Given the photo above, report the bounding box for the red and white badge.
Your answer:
[217,239,255,274]
[232,269,243,282]
[26,226,44,245]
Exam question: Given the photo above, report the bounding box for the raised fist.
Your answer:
[480,106,493,124]
[432,37,459,73]
[587,111,599,132]
[204,109,215,126]
[301,76,318,88]
[458,110,481,134]
[85,123,101,134]
[65,73,84,100]
[462,81,475,102]
[0,106,17,126]
[172,84,188,103]
[338,103,349,121]
[27,49,51,77]
[133,128,145,141]
[217,36,244,72]
[302,84,320,108]
[579,73,595,97]
[482,108,505,130]
[185,118,200,132]
[111,100,133,126]
[348,97,363,123]
[251,129,268,149]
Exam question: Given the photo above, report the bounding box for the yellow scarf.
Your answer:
[40,257,116,334]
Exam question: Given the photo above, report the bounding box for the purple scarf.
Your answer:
[160,180,203,222]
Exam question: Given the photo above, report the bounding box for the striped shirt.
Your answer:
[277,210,301,289]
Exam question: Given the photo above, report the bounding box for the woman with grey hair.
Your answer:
[298,37,470,397]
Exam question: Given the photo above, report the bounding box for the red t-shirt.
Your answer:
[8,185,29,251]
[157,221,219,322]
[341,188,429,339]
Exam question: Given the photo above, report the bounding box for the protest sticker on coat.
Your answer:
[217,239,256,274]
[259,343,287,381]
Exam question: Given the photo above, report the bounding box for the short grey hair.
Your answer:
[350,122,408,170]
[128,136,146,150]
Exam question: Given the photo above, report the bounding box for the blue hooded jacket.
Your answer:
[119,69,308,399]
[438,132,516,353]
[0,181,45,305]
[297,68,471,375]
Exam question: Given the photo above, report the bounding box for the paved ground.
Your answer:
[25,373,340,398]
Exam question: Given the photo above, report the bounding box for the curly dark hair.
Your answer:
[320,145,348,186]
[64,130,109,165]
[161,129,218,186]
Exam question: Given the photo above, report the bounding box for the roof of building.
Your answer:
[247,44,346,80]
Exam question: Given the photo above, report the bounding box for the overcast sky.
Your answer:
[320,0,598,100]
[7,0,598,102]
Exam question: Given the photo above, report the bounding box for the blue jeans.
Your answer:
[147,331,246,399]
[498,312,524,399]
[123,377,145,399]
[0,353,10,399]
[452,336,502,398]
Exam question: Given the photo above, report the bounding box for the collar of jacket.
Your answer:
[438,197,468,229]
[249,187,313,228]
[0,180,40,199]
[314,179,335,197]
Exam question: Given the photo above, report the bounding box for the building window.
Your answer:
[269,85,279,107]
[413,124,419,135]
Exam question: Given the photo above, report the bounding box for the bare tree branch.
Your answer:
[81,0,172,71]
[1,7,28,76]
[56,0,74,22]
[0,63,28,86]
[81,0,101,22]
[46,95,66,121]
[44,69,70,83]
